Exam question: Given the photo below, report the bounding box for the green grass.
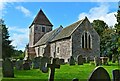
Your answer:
[1,62,120,81]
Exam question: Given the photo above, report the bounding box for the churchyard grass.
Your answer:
[1,62,119,81]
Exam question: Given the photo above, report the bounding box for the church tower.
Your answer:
[29,9,53,47]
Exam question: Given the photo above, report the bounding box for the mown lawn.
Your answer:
[1,62,120,81]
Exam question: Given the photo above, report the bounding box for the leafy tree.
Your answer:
[92,20,108,56]
[0,19,15,60]
[92,20,108,37]
[101,27,117,60]
[12,50,24,59]
[114,3,120,55]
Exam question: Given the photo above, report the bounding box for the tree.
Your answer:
[0,19,15,60]
[114,2,120,55]
[92,20,108,56]
[92,20,108,37]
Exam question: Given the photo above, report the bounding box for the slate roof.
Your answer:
[51,19,84,42]
[30,9,53,28]
[34,26,63,47]
[34,17,86,47]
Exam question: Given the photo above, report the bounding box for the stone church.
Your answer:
[25,9,100,62]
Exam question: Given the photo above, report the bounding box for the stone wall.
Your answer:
[50,39,72,62]
[71,18,100,60]
[35,45,46,56]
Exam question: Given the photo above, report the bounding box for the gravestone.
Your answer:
[33,57,41,69]
[59,59,65,65]
[112,69,120,81]
[69,56,75,65]
[94,56,101,66]
[15,59,23,70]
[40,57,49,73]
[112,55,116,63]
[101,57,108,65]
[23,60,30,70]
[88,67,111,81]
[11,59,16,67]
[47,58,60,81]
[55,58,60,65]
[2,58,14,77]
[77,55,83,65]
[85,56,90,63]
[82,57,86,63]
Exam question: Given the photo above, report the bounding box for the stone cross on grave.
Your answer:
[47,58,60,81]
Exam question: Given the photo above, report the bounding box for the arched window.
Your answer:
[81,31,92,49]
[82,35,84,48]
[85,32,87,48]
[88,35,92,49]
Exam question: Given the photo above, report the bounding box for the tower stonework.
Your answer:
[29,9,53,47]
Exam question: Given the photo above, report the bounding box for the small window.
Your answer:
[57,47,59,53]
[42,27,45,32]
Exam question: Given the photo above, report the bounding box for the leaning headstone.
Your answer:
[77,55,83,65]
[112,69,120,81]
[47,58,60,81]
[23,60,30,70]
[33,57,41,69]
[15,59,23,70]
[88,67,111,81]
[2,58,14,77]
[69,56,75,65]
[40,57,49,73]
[112,55,116,63]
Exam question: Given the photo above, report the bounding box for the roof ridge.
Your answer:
[51,17,86,42]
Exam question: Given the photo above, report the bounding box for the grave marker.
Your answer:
[23,60,30,70]
[77,55,83,65]
[94,56,101,66]
[85,56,90,63]
[33,57,41,69]
[88,67,111,81]
[2,58,14,77]
[40,57,49,73]
[69,56,75,65]
[15,59,23,70]
[47,58,60,81]
[112,69,120,81]
[59,59,65,65]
